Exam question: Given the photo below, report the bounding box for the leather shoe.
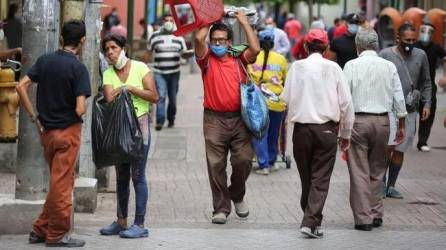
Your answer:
[373,218,383,228]
[354,224,373,231]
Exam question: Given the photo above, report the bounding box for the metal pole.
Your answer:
[343,0,347,15]
[16,0,60,200]
[127,0,134,53]
[79,0,102,179]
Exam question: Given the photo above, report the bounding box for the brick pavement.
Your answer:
[1,67,446,249]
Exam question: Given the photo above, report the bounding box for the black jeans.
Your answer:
[417,92,436,147]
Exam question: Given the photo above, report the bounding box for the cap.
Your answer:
[305,29,329,46]
[259,28,275,42]
[346,13,360,24]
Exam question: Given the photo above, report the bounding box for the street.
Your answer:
[1,67,446,249]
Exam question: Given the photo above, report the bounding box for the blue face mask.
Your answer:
[348,24,358,35]
[209,45,228,57]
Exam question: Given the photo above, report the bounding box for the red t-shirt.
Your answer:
[333,24,347,39]
[196,50,249,112]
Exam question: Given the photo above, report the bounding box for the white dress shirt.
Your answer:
[343,50,407,118]
[281,53,354,138]
[273,27,291,57]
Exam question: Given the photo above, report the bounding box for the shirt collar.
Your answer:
[308,53,323,59]
[359,50,377,57]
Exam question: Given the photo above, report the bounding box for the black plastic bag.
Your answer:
[92,89,144,168]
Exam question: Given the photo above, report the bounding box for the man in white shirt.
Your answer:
[281,29,354,239]
[343,29,407,231]
[264,17,291,57]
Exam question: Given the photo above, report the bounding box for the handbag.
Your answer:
[236,59,270,139]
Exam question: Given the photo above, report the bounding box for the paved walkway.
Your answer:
[1,66,446,249]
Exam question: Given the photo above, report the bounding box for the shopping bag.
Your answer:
[240,81,270,139]
[92,89,144,168]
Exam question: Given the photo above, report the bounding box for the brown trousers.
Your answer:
[203,109,253,215]
[33,123,81,243]
[347,115,390,225]
[292,122,338,228]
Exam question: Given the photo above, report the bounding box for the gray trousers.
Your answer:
[347,115,390,225]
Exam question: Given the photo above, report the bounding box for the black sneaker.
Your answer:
[373,218,383,228]
[46,236,86,248]
[155,124,163,131]
[29,231,45,244]
[167,121,174,128]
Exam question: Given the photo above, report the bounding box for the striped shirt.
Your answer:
[343,50,407,118]
[148,31,187,74]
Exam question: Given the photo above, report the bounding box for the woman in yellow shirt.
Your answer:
[248,29,288,175]
[100,34,159,238]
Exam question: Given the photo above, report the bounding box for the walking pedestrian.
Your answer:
[144,14,188,130]
[343,29,407,231]
[329,13,360,69]
[194,11,260,224]
[379,23,432,199]
[248,28,288,175]
[99,34,159,238]
[16,20,90,248]
[284,13,302,49]
[281,29,354,238]
[264,16,290,57]
[414,22,446,152]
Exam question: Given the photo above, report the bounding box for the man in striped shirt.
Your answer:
[144,14,187,130]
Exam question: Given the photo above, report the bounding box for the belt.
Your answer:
[355,112,388,116]
[204,108,240,118]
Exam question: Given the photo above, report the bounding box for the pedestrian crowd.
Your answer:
[9,4,446,248]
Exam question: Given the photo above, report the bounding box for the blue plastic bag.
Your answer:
[240,81,269,139]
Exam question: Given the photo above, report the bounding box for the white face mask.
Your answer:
[114,50,128,70]
[163,21,175,32]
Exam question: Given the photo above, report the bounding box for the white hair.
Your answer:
[355,28,379,51]
[310,20,325,30]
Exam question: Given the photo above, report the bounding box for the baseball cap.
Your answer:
[305,29,329,46]
[259,28,275,42]
[345,13,360,24]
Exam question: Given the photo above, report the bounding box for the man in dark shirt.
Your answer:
[16,20,91,248]
[414,23,446,152]
[329,13,360,68]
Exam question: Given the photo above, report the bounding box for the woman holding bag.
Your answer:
[99,34,159,238]
[248,28,288,175]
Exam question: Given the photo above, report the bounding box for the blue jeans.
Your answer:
[155,72,180,125]
[252,110,284,169]
[116,114,150,225]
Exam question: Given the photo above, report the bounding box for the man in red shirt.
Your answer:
[194,10,260,224]
[284,13,302,47]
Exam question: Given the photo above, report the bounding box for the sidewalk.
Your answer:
[1,66,446,249]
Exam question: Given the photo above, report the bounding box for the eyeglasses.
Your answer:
[210,37,229,45]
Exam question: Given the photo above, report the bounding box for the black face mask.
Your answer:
[400,42,415,54]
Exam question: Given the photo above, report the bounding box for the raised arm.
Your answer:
[235,10,260,63]
[194,26,210,58]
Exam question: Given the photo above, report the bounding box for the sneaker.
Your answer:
[255,168,270,175]
[420,145,431,152]
[99,221,126,235]
[354,224,373,231]
[46,236,85,248]
[211,212,227,224]
[386,186,404,199]
[300,226,323,238]
[29,231,45,244]
[270,163,280,172]
[234,200,249,218]
[167,121,174,128]
[119,224,149,238]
